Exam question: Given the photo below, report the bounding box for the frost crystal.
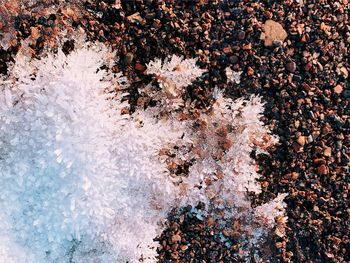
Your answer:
[146,55,206,96]
[255,193,288,227]
[0,46,182,262]
[225,67,242,84]
[0,44,286,262]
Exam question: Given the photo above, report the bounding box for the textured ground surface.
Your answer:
[0,0,349,262]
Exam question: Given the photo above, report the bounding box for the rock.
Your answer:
[127,12,144,24]
[125,52,134,64]
[238,31,245,40]
[112,0,121,8]
[286,61,296,73]
[229,55,239,64]
[307,135,313,143]
[263,20,288,46]
[223,46,232,54]
[317,164,329,175]
[181,245,188,251]
[171,234,182,243]
[339,66,348,78]
[242,43,252,50]
[135,63,146,71]
[286,172,299,180]
[297,135,306,146]
[343,90,350,98]
[247,66,254,76]
[276,242,283,249]
[323,147,332,157]
[334,84,343,94]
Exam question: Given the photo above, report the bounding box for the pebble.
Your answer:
[286,61,296,73]
[125,52,134,64]
[263,20,288,46]
[135,63,146,71]
[237,31,245,40]
[334,85,343,94]
[297,136,306,146]
[323,147,332,157]
[171,234,182,243]
[317,164,329,175]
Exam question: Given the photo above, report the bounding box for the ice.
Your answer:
[0,44,287,262]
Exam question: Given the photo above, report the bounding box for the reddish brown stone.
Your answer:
[317,164,329,175]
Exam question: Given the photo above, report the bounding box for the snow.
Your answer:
[146,55,206,96]
[225,67,242,84]
[0,45,286,262]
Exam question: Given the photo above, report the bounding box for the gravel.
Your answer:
[0,0,349,262]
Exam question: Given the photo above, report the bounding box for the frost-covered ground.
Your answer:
[0,43,286,262]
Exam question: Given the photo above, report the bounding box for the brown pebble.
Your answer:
[181,245,189,251]
[223,46,232,54]
[238,31,245,40]
[135,63,146,71]
[317,164,329,175]
[247,66,254,76]
[242,43,252,50]
[125,53,134,64]
[334,85,343,94]
[263,20,288,46]
[286,172,299,180]
[171,234,182,243]
[286,61,296,73]
[261,181,269,188]
[323,147,332,157]
[297,136,306,146]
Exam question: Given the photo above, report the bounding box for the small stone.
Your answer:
[125,53,134,64]
[297,136,306,146]
[247,66,254,76]
[343,90,350,98]
[229,55,239,64]
[263,20,288,46]
[334,85,343,94]
[127,12,144,24]
[286,172,299,180]
[292,142,303,152]
[340,67,348,78]
[181,245,188,251]
[276,242,283,249]
[317,164,329,175]
[307,135,313,143]
[261,181,269,188]
[223,46,232,54]
[171,234,182,243]
[323,147,332,157]
[242,43,252,50]
[38,16,48,26]
[135,63,146,71]
[30,27,39,40]
[286,61,296,73]
[238,31,245,40]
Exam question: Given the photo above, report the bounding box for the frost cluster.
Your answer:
[0,46,182,262]
[225,67,242,84]
[146,55,206,97]
[0,45,286,262]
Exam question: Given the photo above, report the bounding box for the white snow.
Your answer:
[225,67,242,84]
[146,55,206,96]
[0,45,286,262]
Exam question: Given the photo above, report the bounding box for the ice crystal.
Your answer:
[0,44,286,262]
[146,55,206,96]
[255,193,288,227]
[0,46,183,262]
[225,67,242,84]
